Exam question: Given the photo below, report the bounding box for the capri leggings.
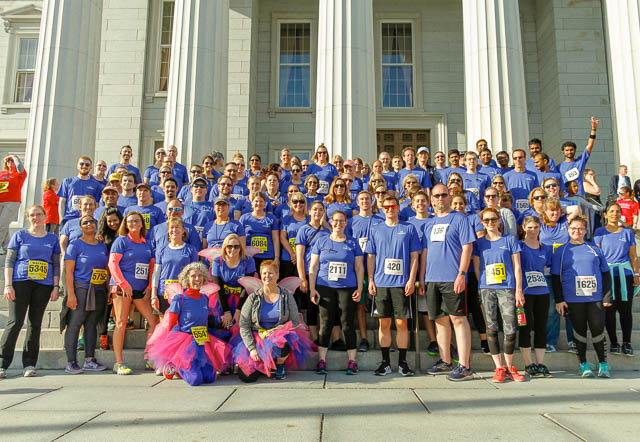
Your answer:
[518,294,549,349]
[481,288,516,356]
[568,301,606,364]
[317,285,357,350]
[605,274,634,345]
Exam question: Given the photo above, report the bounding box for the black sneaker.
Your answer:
[610,343,622,354]
[357,339,369,352]
[398,360,415,377]
[524,364,539,377]
[450,345,459,363]
[425,359,454,375]
[426,341,439,356]
[331,339,347,351]
[536,363,552,377]
[481,340,491,355]
[622,343,634,357]
[374,360,392,376]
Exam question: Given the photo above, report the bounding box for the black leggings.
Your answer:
[64,287,107,362]
[466,272,486,334]
[301,273,318,327]
[568,301,606,364]
[605,274,634,345]
[519,294,549,349]
[317,285,357,349]
[280,260,305,311]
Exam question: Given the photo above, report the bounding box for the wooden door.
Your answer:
[376,129,430,157]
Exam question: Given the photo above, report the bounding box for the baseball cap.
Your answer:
[108,173,121,182]
[102,185,119,194]
[417,146,430,154]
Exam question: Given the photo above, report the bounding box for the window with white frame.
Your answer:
[158,0,174,92]
[381,22,414,108]
[13,37,38,103]
[278,22,311,108]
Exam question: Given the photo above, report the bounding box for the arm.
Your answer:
[472,255,480,278]
[108,253,132,293]
[3,249,17,300]
[367,254,377,295]
[64,259,77,309]
[585,116,600,155]
[10,155,24,174]
[455,243,473,294]
[58,197,66,223]
[629,245,640,287]
[354,255,364,301]
[308,254,320,304]
[210,274,231,314]
[239,297,257,352]
[512,252,524,305]
[405,251,419,296]
[271,229,280,264]
[601,271,612,305]
[295,244,308,293]
[418,248,427,294]
[51,253,60,301]
[280,230,296,265]
[60,235,69,256]
[151,263,161,308]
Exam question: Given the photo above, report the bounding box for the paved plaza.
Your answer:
[0,368,638,441]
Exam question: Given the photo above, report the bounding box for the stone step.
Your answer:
[7,347,640,372]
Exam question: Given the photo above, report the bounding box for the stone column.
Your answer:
[164,0,229,167]
[603,0,640,173]
[22,0,103,213]
[462,0,529,153]
[315,0,376,160]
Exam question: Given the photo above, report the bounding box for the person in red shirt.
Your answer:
[42,177,60,235]
[617,186,639,230]
[0,155,27,253]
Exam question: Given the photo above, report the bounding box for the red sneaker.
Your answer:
[508,366,526,382]
[492,367,507,383]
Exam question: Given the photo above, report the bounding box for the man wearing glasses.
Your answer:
[208,162,248,202]
[151,199,202,251]
[184,177,216,238]
[57,157,103,226]
[366,194,421,377]
[421,184,475,381]
[177,164,209,203]
[107,145,142,185]
[504,149,540,211]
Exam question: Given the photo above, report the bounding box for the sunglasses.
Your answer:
[382,205,397,211]
[292,169,302,173]
[292,200,305,205]
[493,181,505,185]
[168,207,183,212]
[485,194,498,199]
[160,171,171,174]
[334,184,346,188]
[250,158,260,162]
[192,184,207,189]
[80,220,97,226]
[433,193,449,199]
[308,181,318,185]
[79,162,91,167]
[235,163,245,167]
[371,179,383,183]
[544,183,558,189]
[406,181,417,185]
[482,217,499,224]
[317,151,328,155]
[449,179,461,183]
[532,195,547,201]
[513,156,525,160]
[204,161,214,165]
[375,191,386,195]
[225,244,241,250]
[156,151,166,156]
[332,219,347,224]
[190,170,202,174]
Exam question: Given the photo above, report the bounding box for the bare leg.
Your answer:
[112,295,132,363]
[450,315,471,367]
[435,317,452,363]
[378,318,392,348]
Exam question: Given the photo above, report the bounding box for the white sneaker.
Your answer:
[23,366,37,377]
[0,368,7,379]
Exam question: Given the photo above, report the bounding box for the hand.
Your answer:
[591,116,600,130]
[404,280,415,297]
[67,293,77,310]
[418,282,425,296]
[151,297,159,311]
[515,290,525,306]
[310,290,319,305]
[352,289,361,302]
[3,286,15,301]
[222,312,232,328]
[143,287,151,298]
[634,275,639,287]
[290,255,297,265]
[232,310,241,324]
[368,281,377,297]
[453,274,466,294]
[123,286,133,298]
[603,302,613,307]
[299,279,308,294]
[249,349,261,361]
[556,302,568,316]
[50,287,60,302]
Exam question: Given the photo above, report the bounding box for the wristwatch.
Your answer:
[458,271,467,276]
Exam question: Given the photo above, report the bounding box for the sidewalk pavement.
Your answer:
[0,369,638,441]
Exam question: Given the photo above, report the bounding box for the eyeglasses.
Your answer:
[433,193,449,199]
[493,181,505,185]
[332,219,347,224]
[226,244,241,250]
[544,183,558,189]
[79,162,91,167]
[235,163,245,168]
[449,179,461,183]
[204,161,214,166]
[317,151,328,155]
[485,194,499,199]
[375,191,386,195]
[250,158,260,162]
[308,181,318,185]
[81,220,97,226]
[334,184,346,188]
[569,227,586,232]
[482,217,499,224]
[513,156,525,160]
[343,179,353,183]
[190,169,202,174]
[302,164,309,168]
[382,205,397,211]
[532,195,547,201]
[406,181,417,185]
[160,171,171,175]
[292,200,305,205]
[168,207,183,212]
[192,184,207,189]
[292,169,302,173]
[371,179,383,183]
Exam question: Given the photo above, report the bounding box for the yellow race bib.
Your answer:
[553,243,564,252]
[258,328,271,339]
[90,269,108,285]
[251,236,268,253]
[486,263,506,285]
[289,237,296,254]
[191,326,210,346]
[223,284,242,296]
[28,260,48,280]
[0,181,8,193]
[141,213,151,230]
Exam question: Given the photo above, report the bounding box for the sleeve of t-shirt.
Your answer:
[168,294,183,315]
[408,225,422,253]
[595,245,610,273]
[246,257,256,274]
[57,178,69,199]
[458,216,476,245]
[421,171,432,189]
[352,238,364,257]
[144,167,153,180]
[187,228,201,250]
[544,245,553,268]
[210,259,221,277]
[295,228,307,246]
[60,221,71,237]
[509,235,522,254]
[110,237,125,255]
[53,237,61,254]
[7,231,20,250]
[593,228,604,246]
[65,242,78,262]
[364,229,377,255]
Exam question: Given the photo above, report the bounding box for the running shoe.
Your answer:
[155,367,163,376]
[374,361,392,376]
[546,344,556,353]
[357,339,369,352]
[597,362,611,378]
[447,363,474,382]
[23,366,37,377]
[507,366,526,382]
[83,359,106,371]
[65,362,84,374]
[113,362,133,375]
[578,362,594,377]
[524,364,539,377]
[275,364,286,380]
[144,359,155,371]
[537,364,552,377]
[0,368,6,379]
[100,335,110,350]
[622,343,634,357]
[492,367,507,383]
[609,343,621,354]
[567,341,577,354]
[481,340,491,355]
[107,318,116,331]
[76,336,84,351]
[163,364,176,379]
[426,341,439,356]
[316,359,327,375]
[450,345,459,363]
[126,319,135,330]
[346,360,359,375]
[398,360,415,377]
[426,359,454,375]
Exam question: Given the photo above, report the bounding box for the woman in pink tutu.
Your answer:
[145,262,229,386]
[235,260,313,381]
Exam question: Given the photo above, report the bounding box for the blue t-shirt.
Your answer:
[397,167,432,193]
[65,239,109,285]
[169,293,210,333]
[183,201,216,232]
[467,213,484,235]
[381,171,398,191]
[151,220,202,252]
[8,230,61,285]
[295,225,330,273]
[239,213,279,259]
[519,242,552,295]
[123,204,165,240]
[305,163,338,195]
[558,149,590,195]
[204,219,245,248]
[406,216,432,242]
[423,211,476,282]
[144,165,160,186]
[504,169,539,205]
[260,296,281,329]
[473,235,521,290]
[478,165,501,179]
[57,176,103,220]
[172,163,189,187]
[533,170,566,192]
[280,215,309,262]
[234,197,274,217]
[551,242,610,303]
[464,191,483,214]
[326,201,357,220]
[365,221,422,287]
[107,163,142,185]
[594,227,636,275]
[94,205,124,222]
[312,236,362,288]
[156,244,199,299]
[351,213,385,255]
[540,217,569,248]
[60,217,85,242]
[117,194,138,209]
[525,157,558,173]
[434,167,451,185]
[109,235,154,291]
[210,256,256,299]
[462,172,491,202]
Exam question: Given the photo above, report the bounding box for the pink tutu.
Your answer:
[233,321,313,377]
[146,329,230,372]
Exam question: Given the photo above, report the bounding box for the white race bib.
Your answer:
[135,263,149,280]
[71,195,82,211]
[328,262,347,281]
[564,167,580,182]
[231,193,243,200]
[515,199,530,211]
[358,237,368,253]
[575,275,597,296]
[318,180,329,194]
[430,224,449,242]
[384,258,403,275]
[525,271,547,288]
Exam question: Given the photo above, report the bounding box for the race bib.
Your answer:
[515,199,530,211]
[231,193,243,200]
[358,237,368,253]
[27,260,48,280]
[564,167,580,182]
[194,226,204,238]
[468,188,480,199]
[90,269,108,285]
[134,263,149,280]
[163,279,179,299]
[251,236,268,253]
[430,224,449,242]
[318,180,329,194]
[328,262,347,281]
[288,237,296,254]
[486,263,506,285]
[576,275,597,296]
[0,181,8,193]
[71,195,82,211]
[141,213,151,230]
[525,271,546,288]
[224,284,242,295]
[258,328,272,339]
[191,326,210,345]
[553,243,564,252]
[384,258,403,276]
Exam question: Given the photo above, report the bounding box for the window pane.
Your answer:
[161,1,175,45]
[279,65,310,108]
[381,23,412,64]
[159,47,171,91]
[381,23,413,108]
[382,66,413,108]
[279,23,311,108]
[18,38,38,70]
[14,72,34,103]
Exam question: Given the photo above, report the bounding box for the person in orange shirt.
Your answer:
[42,178,60,235]
[617,186,639,230]
[0,155,27,253]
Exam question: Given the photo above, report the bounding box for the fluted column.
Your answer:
[315,0,376,160]
[603,0,640,173]
[164,0,229,166]
[463,0,529,153]
[22,0,103,214]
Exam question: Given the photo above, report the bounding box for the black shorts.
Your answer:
[427,282,467,320]
[112,286,146,300]
[373,286,412,319]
